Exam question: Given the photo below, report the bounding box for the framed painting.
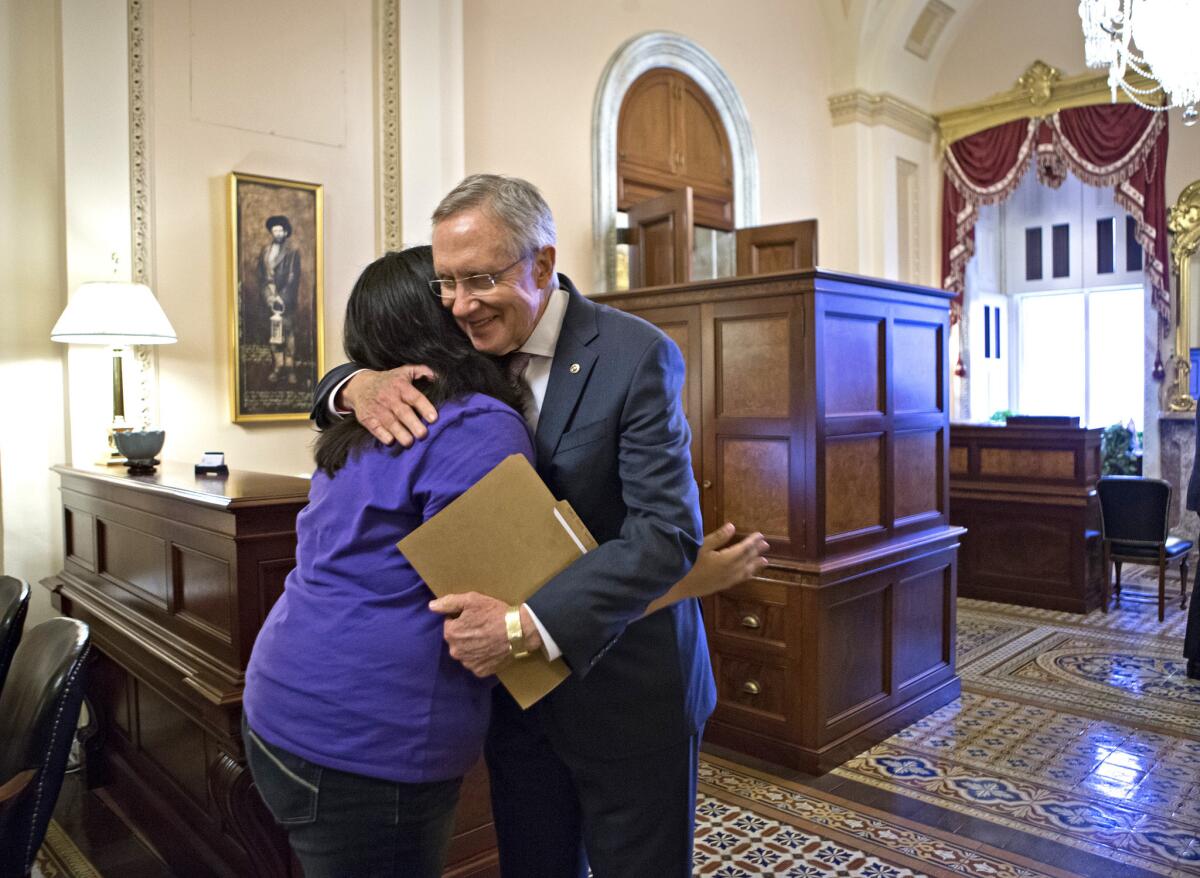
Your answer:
[227,172,324,422]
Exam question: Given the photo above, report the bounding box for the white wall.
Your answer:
[147,0,379,475]
[0,0,67,626]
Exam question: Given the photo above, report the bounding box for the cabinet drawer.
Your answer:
[712,578,789,648]
[712,652,789,723]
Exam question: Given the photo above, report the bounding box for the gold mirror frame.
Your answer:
[1165,180,1200,412]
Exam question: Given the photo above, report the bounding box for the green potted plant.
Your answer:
[1101,422,1141,475]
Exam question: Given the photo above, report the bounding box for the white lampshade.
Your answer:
[50,281,177,345]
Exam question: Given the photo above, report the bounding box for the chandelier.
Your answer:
[1078,0,1199,125]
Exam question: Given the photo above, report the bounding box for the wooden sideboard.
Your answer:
[43,463,498,878]
[596,268,964,772]
[950,422,1104,613]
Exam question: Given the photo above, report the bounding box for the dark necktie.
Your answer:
[506,351,533,382]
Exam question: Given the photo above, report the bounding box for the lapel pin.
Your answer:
[569,363,581,374]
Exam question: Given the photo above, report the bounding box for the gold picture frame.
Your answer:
[227,172,324,422]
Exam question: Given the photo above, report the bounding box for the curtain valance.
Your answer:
[941,105,1169,321]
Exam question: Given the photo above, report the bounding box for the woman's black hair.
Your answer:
[314,245,526,476]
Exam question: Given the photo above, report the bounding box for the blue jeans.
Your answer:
[242,716,462,878]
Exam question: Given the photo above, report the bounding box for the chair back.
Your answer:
[0,576,30,696]
[1097,476,1171,545]
[0,618,90,877]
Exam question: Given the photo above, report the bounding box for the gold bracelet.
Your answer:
[505,606,531,660]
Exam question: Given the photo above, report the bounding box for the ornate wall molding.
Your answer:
[591,31,759,292]
[377,0,402,254]
[828,90,937,143]
[128,0,156,429]
[935,59,1160,150]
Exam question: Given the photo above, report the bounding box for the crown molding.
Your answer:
[934,60,1161,150]
[827,90,937,143]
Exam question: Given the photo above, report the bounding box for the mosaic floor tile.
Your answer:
[697,756,1078,878]
[832,587,1200,877]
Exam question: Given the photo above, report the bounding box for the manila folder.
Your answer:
[397,454,597,709]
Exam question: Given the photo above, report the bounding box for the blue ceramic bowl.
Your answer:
[114,429,165,462]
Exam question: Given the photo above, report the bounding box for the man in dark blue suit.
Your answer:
[312,174,716,876]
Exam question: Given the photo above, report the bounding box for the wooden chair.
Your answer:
[1097,476,1192,622]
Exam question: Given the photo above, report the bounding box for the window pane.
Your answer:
[1018,293,1085,420]
[1025,227,1043,280]
[1052,224,1070,278]
[994,307,1001,359]
[984,305,991,358]
[1096,217,1115,274]
[1126,216,1143,272]
[1088,287,1144,431]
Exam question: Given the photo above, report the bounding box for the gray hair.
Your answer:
[432,174,557,259]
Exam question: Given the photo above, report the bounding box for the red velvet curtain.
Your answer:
[941,105,1169,321]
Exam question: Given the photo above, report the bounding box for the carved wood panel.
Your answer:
[735,220,818,276]
[174,545,233,643]
[824,314,884,416]
[825,434,885,538]
[718,438,791,540]
[65,508,95,568]
[822,585,887,722]
[893,564,951,690]
[714,313,791,419]
[628,304,703,488]
[893,320,943,414]
[98,520,169,608]
[894,429,942,523]
[701,296,804,554]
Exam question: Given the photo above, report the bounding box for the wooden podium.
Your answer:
[43,463,498,878]
[596,268,964,772]
[950,421,1104,613]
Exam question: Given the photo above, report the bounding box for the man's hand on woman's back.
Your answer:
[339,365,440,446]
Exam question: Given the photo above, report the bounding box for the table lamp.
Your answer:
[51,280,177,464]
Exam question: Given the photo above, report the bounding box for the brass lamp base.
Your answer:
[97,423,132,467]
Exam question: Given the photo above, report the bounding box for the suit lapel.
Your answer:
[535,277,599,463]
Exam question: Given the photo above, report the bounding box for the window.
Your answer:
[1015,286,1143,429]
[966,166,1146,429]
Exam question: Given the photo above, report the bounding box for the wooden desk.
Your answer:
[950,423,1104,613]
[43,463,497,878]
[596,269,964,772]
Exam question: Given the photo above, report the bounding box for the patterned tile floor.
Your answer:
[696,756,1079,877]
[833,570,1200,877]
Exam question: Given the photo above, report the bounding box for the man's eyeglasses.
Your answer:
[429,254,529,304]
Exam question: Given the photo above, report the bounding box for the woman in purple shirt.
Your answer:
[242,246,766,877]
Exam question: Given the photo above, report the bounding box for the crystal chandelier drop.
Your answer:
[1078,0,1200,125]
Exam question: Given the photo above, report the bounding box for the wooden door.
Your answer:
[617,68,734,231]
[700,296,806,554]
[736,220,818,276]
[627,187,694,289]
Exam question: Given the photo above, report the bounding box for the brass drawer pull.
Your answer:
[741,680,761,696]
[740,614,761,630]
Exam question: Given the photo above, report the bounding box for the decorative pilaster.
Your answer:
[208,751,291,878]
[378,0,402,253]
[128,0,157,428]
